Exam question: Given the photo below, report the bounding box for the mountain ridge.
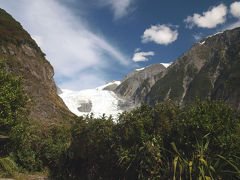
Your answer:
[0,8,74,124]
[145,27,240,110]
[114,63,167,105]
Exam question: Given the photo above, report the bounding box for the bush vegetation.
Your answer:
[51,99,240,179]
[0,59,239,179]
[0,60,70,178]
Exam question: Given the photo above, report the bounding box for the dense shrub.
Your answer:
[57,100,240,179]
[0,60,71,177]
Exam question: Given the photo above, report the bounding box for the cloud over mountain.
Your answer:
[132,51,155,62]
[141,25,178,45]
[184,4,227,28]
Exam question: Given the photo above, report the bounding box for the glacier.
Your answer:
[59,81,123,119]
[59,63,173,119]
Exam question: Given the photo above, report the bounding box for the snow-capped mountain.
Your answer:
[135,63,172,72]
[59,81,132,119]
[59,63,174,119]
[160,62,172,68]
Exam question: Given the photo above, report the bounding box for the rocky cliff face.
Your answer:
[0,9,74,123]
[115,64,166,104]
[146,27,240,110]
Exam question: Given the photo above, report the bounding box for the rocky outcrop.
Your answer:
[77,101,92,112]
[115,64,166,104]
[146,27,240,110]
[0,8,74,123]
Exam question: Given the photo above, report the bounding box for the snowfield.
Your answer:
[160,62,172,68]
[59,81,123,119]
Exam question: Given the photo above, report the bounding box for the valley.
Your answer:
[0,3,240,179]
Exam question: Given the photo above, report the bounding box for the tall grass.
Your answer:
[170,138,240,180]
[171,135,217,180]
[0,156,19,177]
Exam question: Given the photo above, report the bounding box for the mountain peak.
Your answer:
[146,27,240,110]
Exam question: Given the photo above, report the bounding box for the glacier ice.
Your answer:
[59,81,123,119]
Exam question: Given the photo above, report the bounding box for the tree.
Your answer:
[0,59,27,136]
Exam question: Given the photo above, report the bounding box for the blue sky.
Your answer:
[0,0,240,90]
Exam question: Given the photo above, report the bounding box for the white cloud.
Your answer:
[184,4,227,28]
[141,25,178,45]
[59,74,106,91]
[132,51,155,62]
[0,0,130,90]
[100,0,134,19]
[230,1,240,18]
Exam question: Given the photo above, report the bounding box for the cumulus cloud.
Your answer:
[141,25,178,45]
[184,4,227,28]
[100,0,134,19]
[132,51,155,62]
[230,1,240,18]
[0,0,130,90]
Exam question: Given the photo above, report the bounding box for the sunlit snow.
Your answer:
[199,41,205,45]
[96,81,121,90]
[135,63,172,72]
[135,67,145,71]
[59,81,123,119]
[161,62,172,68]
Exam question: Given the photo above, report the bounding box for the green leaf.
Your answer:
[173,156,179,180]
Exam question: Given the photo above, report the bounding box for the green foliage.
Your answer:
[0,156,19,177]
[0,59,71,176]
[0,59,33,172]
[0,59,27,135]
[55,99,240,179]
[0,59,30,175]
